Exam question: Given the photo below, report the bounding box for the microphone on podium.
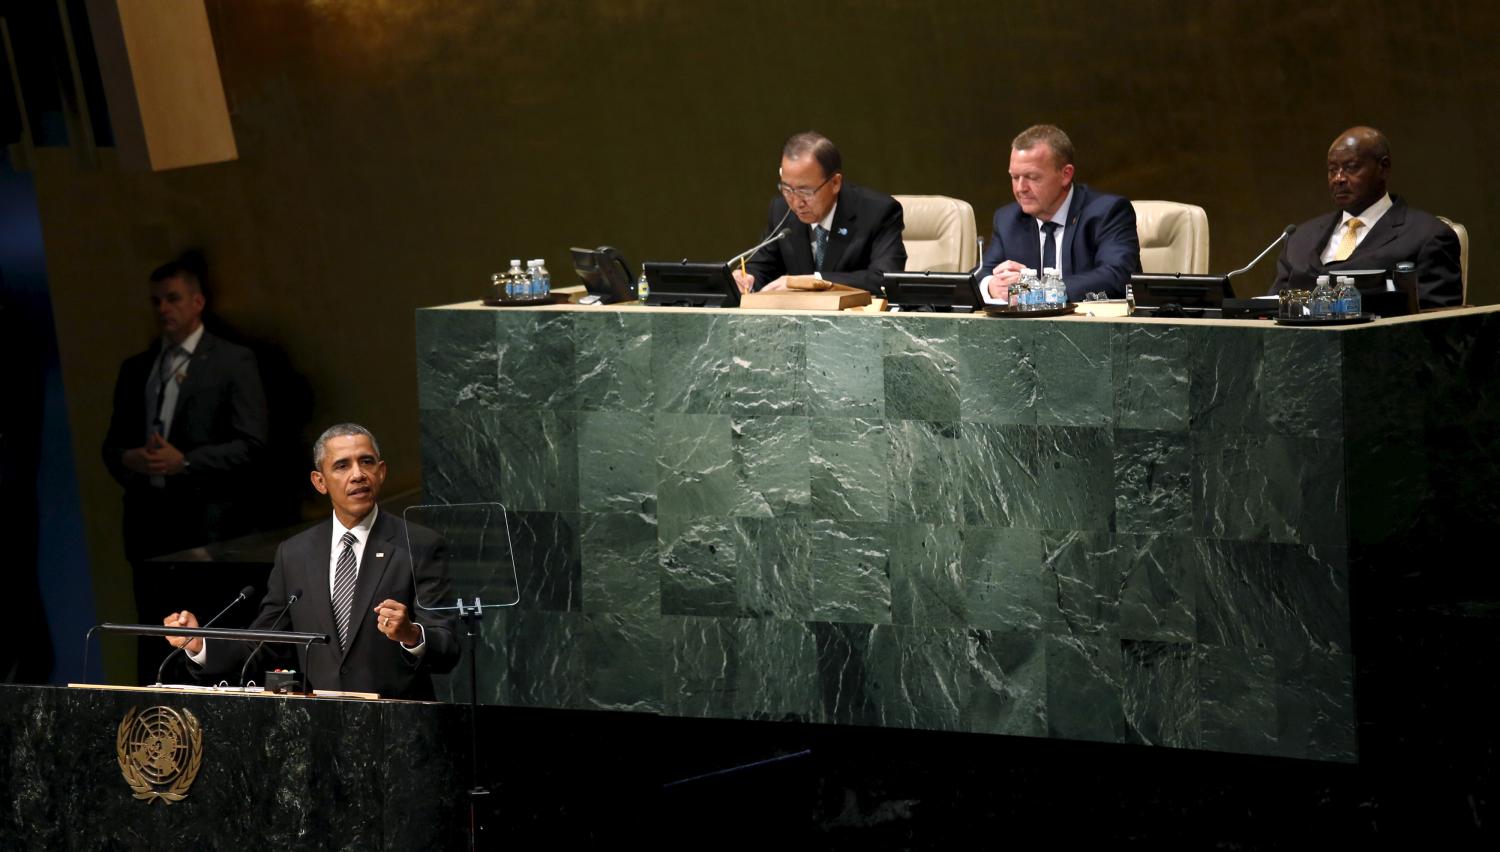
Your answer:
[155,585,255,686]
[1226,224,1297,281]
[728,204,797,270]
[239,589,303,688]
[727,227,791,269]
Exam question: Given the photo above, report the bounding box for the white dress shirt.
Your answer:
[1320,192,1393,264]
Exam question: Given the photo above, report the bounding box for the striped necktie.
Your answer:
[332,531,358,650]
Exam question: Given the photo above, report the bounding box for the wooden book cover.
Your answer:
[739,283,872,311]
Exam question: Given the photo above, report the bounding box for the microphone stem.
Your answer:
[239,596,299,687]
[156,590,248,686]
[728,207,795,266]
[1227,229,1294,279]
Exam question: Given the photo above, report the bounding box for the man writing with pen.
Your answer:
[731,131,907,294]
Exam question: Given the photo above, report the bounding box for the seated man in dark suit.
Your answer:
[165,424,460,700]
[980,124,1141,303]
[1270,126,1462,308]
[731,131,907,295]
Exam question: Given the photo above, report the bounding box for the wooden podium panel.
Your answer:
[85,0,238,171]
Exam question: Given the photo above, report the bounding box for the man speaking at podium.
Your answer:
[164,424,459,700]
[731,131,907,294]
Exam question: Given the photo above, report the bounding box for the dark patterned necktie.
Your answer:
[332,531,358,650]
[813,225,829,272]
[1041,221,1060,271]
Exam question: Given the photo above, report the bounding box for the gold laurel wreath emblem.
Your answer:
[116,706,204,804]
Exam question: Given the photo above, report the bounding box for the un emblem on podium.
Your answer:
[116,706,204,803]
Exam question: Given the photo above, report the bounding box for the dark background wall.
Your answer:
[12,0,1496,681]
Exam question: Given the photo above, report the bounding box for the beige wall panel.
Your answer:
[86,0,237,170]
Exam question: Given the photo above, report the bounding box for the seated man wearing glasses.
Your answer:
[731,131,907,294]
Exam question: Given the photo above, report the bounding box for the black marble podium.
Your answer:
[413,303,1500,764]
[0,685,466,849]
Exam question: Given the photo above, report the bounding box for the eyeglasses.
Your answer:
[777,176,833,200]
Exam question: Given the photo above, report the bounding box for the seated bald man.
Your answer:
[1270,125,1462,308]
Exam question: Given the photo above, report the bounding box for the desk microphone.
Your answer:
[726,227,791,270]
[1226,225,1297,280]
[727,203,796,268]
[239,589,303,687]
[155,585,255,686]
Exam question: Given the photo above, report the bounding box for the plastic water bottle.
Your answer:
[1334,275,1362,317]
[1022,267,1043,310]
[523,260,540,299]
[505,258,525,299]
[1310,275,1335,318]
[531,258,551,299]
[637,267,650,304]
[1042,267,1066,307]
[1008,268,1032,310]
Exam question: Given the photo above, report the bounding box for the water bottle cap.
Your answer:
[510,259,522,266]
[526,260,539,268]
[1316,275,1329,285]
[1043,267,1059,276]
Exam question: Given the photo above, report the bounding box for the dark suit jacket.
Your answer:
[981,183,1141,300]
[202,510,461,700]
[102,329,268,561]
[1270,195,1462,308]
[744,182,907,294]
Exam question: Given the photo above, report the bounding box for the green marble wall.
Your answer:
[416,306,1387,761]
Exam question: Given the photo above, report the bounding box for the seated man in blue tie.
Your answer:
[1269,126,1462,308]
[731,131,907,294]
[979,125,1141,304]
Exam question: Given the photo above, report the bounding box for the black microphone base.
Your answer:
[263,670,302,694]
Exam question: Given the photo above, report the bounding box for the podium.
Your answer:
[0,684,465,849]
